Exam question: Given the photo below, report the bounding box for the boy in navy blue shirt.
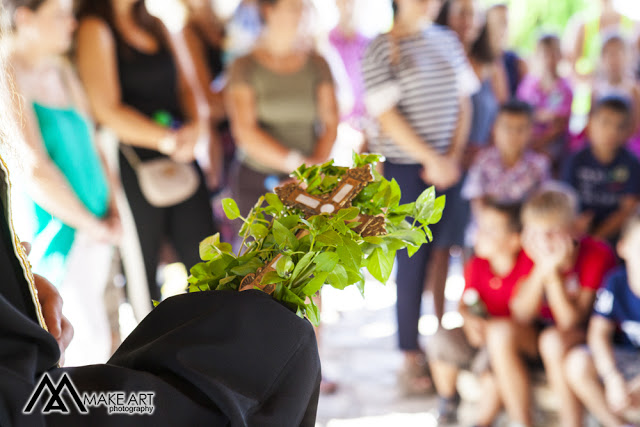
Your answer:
[563,96,640,242]
[565,211,640,427]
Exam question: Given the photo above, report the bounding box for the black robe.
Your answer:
[0,159,320,427]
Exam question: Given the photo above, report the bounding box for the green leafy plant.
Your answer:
[187,152,445,326]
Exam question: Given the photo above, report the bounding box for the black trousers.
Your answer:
[383,162,467,351]
[119,151,216,302]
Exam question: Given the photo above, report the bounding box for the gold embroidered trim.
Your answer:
[0,154,48,331]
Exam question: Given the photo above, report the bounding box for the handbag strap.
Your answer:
[120,144,142,170]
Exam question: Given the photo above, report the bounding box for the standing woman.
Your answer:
[362,0,476,394]
[75,0,216,319]
[2,0,119,365]
[226,0,339,218]
[437,0,507,158]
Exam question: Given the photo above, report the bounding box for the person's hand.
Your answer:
[171,122,202,163]
[86,213,122,246]
[463,314,487,348]
[629,374,640,407]
[421,155,461,190]
[604,372,631,414]
[523,229,572,277]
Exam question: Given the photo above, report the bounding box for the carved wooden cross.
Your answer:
[239,164,386,294]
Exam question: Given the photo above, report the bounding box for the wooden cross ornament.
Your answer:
[238,164,386,294]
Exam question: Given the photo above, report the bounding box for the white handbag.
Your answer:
[121,144,200,208]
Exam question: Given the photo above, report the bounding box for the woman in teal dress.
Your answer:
[5,0,120,366]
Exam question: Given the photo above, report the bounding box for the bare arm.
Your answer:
[593,196,640,241]
[310,82,339,163]
[226,83,304,173]
[491,61,510,105]
[75,18,171,150]
[589,315,620,380]
[545,274,596,330]
[510,266,546,324]
[448,95,472,163]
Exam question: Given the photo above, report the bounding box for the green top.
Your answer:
[228,53,334,174]
[28,103,110,285]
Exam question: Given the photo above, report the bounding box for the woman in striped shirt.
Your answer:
[362,0,478,395]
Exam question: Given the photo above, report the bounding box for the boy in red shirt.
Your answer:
[428,199,533,425]
[488,185,617,427]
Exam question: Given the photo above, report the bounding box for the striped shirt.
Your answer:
[362,25,479,164]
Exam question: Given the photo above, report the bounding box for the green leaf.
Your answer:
[199,233,233,260]
[316,230,342,247]
[276,256,294,277]
[363,236,384,245]
[272,220,299,250]
[281,285,306,307]
[262,270,287,285]
[388,178,401,207]
[327,265,349,290]
[265,193,284,212]
[250,224,269,240]
[278,215,300,230]
[314,252,339,272]
[291,252,316,283]
[222,198,241,220]
[427,195,446,224]
[414,187,435,222]
[219,275,238,286]
[302,272,329,296]
[336,207,360,221]
[229,257,264,276]
[306,300,320,326]
[367,247,396,283]
[336,238,362,272]
[407,245,420,258]
[386,229,427,247]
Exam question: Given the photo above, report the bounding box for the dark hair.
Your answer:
[435,0,451,27]
[481,197,522,233]
[1,0,48,27]
[537,33,560,49]
[498,99,534,120]
[76,0,167,49]
[391,0,398,18]
[469,23,495,63]
[591,95,632,121]
[257,0,280,23]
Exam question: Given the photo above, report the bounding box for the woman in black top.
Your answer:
[75,0,216,319]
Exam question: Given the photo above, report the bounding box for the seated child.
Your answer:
[565,211,640,427]
[517,34,573,171]
[591,33,640,159]
[487,185,617,427]
[427,199,533,425]
[563,95,640,243]
[463,100,550,208]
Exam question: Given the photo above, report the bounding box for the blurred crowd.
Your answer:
[2,0,640,426]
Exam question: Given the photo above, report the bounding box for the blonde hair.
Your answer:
[621,207,640,240]
[522,182,578,227]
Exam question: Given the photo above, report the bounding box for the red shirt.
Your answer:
[539,236,617,320]
[463,250,534,317]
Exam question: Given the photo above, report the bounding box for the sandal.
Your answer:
[398,353,434,396]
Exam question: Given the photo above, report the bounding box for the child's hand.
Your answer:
[629,375,640,407]
[463,314,487,348]
[604,372,631,413]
